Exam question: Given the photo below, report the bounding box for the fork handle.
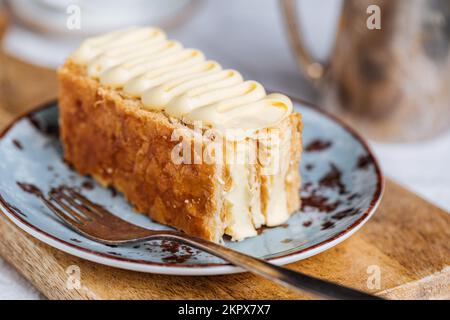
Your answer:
[153,232,383,300]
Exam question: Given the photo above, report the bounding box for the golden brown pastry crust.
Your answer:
[58,61,302,242]
[59,62,224,241]
[286,113,303,214]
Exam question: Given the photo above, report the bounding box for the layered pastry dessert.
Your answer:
[58,27,303,242]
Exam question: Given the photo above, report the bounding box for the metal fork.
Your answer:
[41,186,382,300]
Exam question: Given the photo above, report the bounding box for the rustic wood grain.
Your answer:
[0,9,449,300]
[0,180,449,300]
[0,10,57,116]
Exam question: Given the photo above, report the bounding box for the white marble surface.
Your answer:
[1,0,449,299]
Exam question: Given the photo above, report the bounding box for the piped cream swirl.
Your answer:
[71,27,293,130]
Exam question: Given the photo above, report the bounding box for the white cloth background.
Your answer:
[1,0,449,299]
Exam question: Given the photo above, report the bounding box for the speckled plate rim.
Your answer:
[0,97,384,276]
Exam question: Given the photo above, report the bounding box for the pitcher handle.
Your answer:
[280,0,330,84]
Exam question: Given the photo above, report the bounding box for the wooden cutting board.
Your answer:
[0,14,449,300]
[0,179,449,300]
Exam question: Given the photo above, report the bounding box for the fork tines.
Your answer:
[47,186,103,225]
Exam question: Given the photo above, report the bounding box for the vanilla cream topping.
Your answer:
[71,27,293,131]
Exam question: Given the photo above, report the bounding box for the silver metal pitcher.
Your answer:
[281,0,450,141]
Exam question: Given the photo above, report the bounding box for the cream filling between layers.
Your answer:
[260,124,292,227]
[223,161,257,241]
[249,161,265,229]
[222,130,291,241]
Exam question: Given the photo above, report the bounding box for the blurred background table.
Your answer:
[0,0,449,299]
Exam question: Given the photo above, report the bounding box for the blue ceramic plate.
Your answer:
[0,99,383,275]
